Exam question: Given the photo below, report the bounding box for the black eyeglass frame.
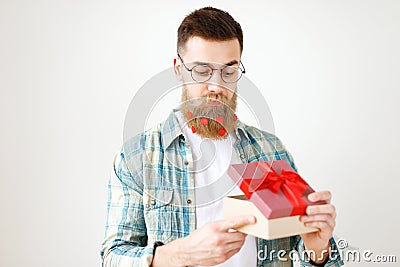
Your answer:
[177,53,246,83]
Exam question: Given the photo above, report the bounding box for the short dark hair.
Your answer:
[177,7,243,54]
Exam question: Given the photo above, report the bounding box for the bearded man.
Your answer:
[101,7,343,267]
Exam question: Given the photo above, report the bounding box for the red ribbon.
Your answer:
[239,162,309,216]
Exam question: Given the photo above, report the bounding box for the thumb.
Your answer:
[220,215,256,231]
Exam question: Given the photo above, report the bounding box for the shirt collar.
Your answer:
[161,109,251,149]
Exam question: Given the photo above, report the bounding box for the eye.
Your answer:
[193,65,212,76]
[222,67,237,77]
[223,71,235,76]
[197,71,210,76]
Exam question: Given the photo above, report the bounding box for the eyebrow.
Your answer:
[192,59,239,67]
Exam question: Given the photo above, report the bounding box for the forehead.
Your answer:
[182,36,241,64]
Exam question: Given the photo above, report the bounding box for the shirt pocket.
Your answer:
[143,188,175,243]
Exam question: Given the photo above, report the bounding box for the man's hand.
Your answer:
[300,190,336,263]
[151,215,256,267]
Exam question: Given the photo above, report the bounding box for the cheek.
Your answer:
[225,86,236,99]
[226,90,235,99]
[181,71,191,82]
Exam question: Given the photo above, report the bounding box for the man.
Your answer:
[101,7,344,267]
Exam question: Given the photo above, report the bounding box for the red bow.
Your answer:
[240,162,309,216]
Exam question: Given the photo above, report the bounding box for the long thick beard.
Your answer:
[180,89,237,140]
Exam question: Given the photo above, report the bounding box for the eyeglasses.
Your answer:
[177,53,246,83]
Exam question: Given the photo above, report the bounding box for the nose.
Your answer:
[207,83,224,95]
[207,71,225,94]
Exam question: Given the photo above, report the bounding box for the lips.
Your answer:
[207,100,222,106]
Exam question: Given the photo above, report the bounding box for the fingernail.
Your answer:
[306,206,313,214]
[308,194,316,201]
[248,216,255,223]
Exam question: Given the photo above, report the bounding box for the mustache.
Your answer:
[186,95,230,107]
[207,94,223,101]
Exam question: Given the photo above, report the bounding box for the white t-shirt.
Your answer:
[177,112,257,267]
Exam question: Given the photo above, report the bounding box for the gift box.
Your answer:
[223,160,325,240]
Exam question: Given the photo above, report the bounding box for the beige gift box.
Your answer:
[223,195,318,240]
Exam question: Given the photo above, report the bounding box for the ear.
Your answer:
[173,57,183,81]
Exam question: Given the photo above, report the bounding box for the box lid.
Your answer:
[227,160,320,219]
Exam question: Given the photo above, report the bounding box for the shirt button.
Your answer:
[184,161,189,166]
[187,199,192,204]
[240,154,246,159]
[151,199,156,205]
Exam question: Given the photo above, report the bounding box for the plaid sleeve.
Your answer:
[100,150,155,267]
[277,140,298,173]
[297,237,344,266]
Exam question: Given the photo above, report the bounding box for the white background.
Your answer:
[1,0,399,266]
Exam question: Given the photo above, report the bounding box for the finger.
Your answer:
[221,232,248,243]
[222,247,242,263]
[225,238,246,249]
[207,238,245,263]
[300,214,336,228]
[220,215,256,231]
[224,240,247,259]
[306,204,336,216]
[308,191,332,203]
[226,241,245,254]
[303,221,334,235]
